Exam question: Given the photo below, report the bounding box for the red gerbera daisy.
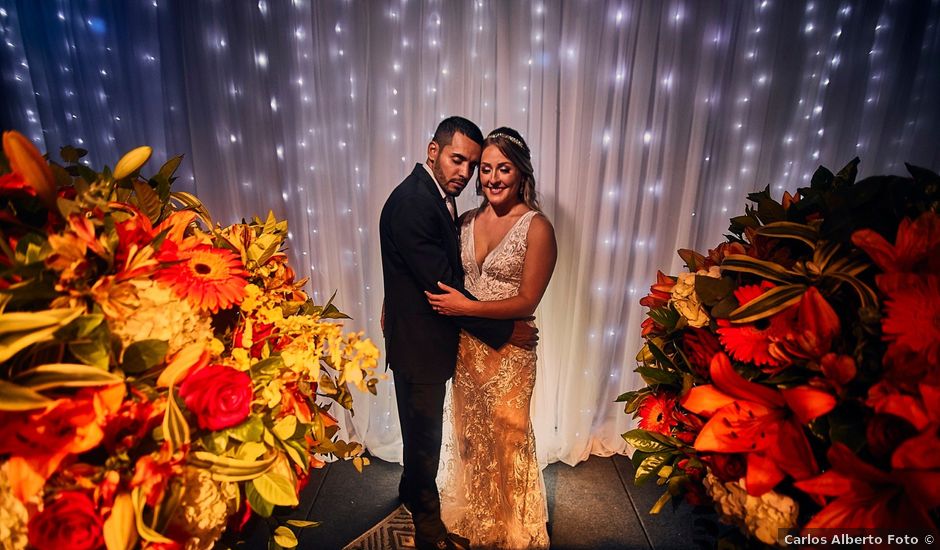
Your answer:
[157,245,248,312]
[880,275,940,367]
[637,393,678,436]
[716,282,793,372]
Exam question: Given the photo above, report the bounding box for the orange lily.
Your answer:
[2,130,56,209]
[0,383,125,502]
[681,353,836,496]
[794,442,940,530]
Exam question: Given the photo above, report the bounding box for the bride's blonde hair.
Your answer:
[476,127,541,213]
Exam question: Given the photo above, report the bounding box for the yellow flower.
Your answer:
[112,145,152,180]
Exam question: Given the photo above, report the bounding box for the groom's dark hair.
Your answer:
[432,116,484,147]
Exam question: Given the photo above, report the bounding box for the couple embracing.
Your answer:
[380,117,557,550]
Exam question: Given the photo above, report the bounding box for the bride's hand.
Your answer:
[425,282,472,316]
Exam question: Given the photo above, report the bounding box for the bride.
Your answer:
[426,127,557,549]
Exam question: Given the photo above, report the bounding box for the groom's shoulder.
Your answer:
[387,169,432,205]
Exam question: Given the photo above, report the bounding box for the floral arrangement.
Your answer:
[0,131,379,550]
[619,159,939,546]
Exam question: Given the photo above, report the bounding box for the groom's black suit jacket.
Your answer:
[380,164,513,384]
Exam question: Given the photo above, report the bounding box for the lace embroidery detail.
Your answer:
[439,209,549,549]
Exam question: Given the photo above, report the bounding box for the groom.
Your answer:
[379,116,538,550]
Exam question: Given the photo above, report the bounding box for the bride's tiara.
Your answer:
[487,132,528,151]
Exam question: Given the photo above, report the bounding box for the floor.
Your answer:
[236,455,721,549]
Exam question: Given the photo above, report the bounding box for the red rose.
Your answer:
[705,453,746,483]
[681,328,722,378]
[179,365,252,431]
[28,491,103,550]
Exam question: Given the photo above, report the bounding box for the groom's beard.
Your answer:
[432,157,467,196]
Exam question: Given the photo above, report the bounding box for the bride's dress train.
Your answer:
[438,209,549,549]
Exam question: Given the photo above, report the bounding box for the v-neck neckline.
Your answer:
[470,210,532,273]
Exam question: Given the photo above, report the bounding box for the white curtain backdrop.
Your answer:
[1,0,938,466]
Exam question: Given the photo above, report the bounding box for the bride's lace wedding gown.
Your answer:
[439,209,549,549]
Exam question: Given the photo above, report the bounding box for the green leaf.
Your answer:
[189,450,277,480]
[273,416,299,440]
[252,472,299,507]
[833,157,860,188]
[229,415,265,442]
[55,314,104,339]
[250,356,285,381]
[131,488,175,544]
[694,275,734,306]
[282,439,309,471]
[246,483,274,518]
[710,295,738,319]
[285,520,321,528]
[634,366,679,386]
[0,379,53,410]
[13,363,122,391]
[163,388,190,453]
[649,489,673,514]
[729,284,806,323]
[720,254,798,284]
[273,527,298,548]
[635,453,671,485]
[68,322,111,369]
[158,155,184,181]
[729,214,761,235]
[56,197,80,219]
[622,429,673,453]
[646,340,676,370]
[122,339,169,374]
[132,180,162,224]
[755,221,818,248]
[236,441,267,461]
[0,307,83,363]
[828,272,878,309]
[677,249,706,271]
[810,165,835,191]
[317,290,351,320]
[647,307,679,331]
[202,431,229,454]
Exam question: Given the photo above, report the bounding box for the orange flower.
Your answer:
[131,447,185,507]
[2,130,56,209]
[0,384,125,502]
[768,287,842,362]
[640,271,676,310]
[637,393,678,436]
[794,442,940,530]
[681,353,836,495]
[640,271,676,336]
[157,245,248,312]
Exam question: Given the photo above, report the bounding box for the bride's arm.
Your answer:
[426,215,557,319]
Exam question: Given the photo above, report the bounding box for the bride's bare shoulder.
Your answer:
[527,212,556,244]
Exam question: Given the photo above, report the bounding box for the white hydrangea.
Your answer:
[108,279,214,357]
[670,266,720,328]
[0,466,28,550]
[703,472,799,547]
[169,467,240,550]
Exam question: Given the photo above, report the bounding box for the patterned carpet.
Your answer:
[343,505,416,550]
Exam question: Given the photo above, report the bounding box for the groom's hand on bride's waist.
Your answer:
[507,318,538,350]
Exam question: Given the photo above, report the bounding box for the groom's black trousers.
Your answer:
[394,372,448,545]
